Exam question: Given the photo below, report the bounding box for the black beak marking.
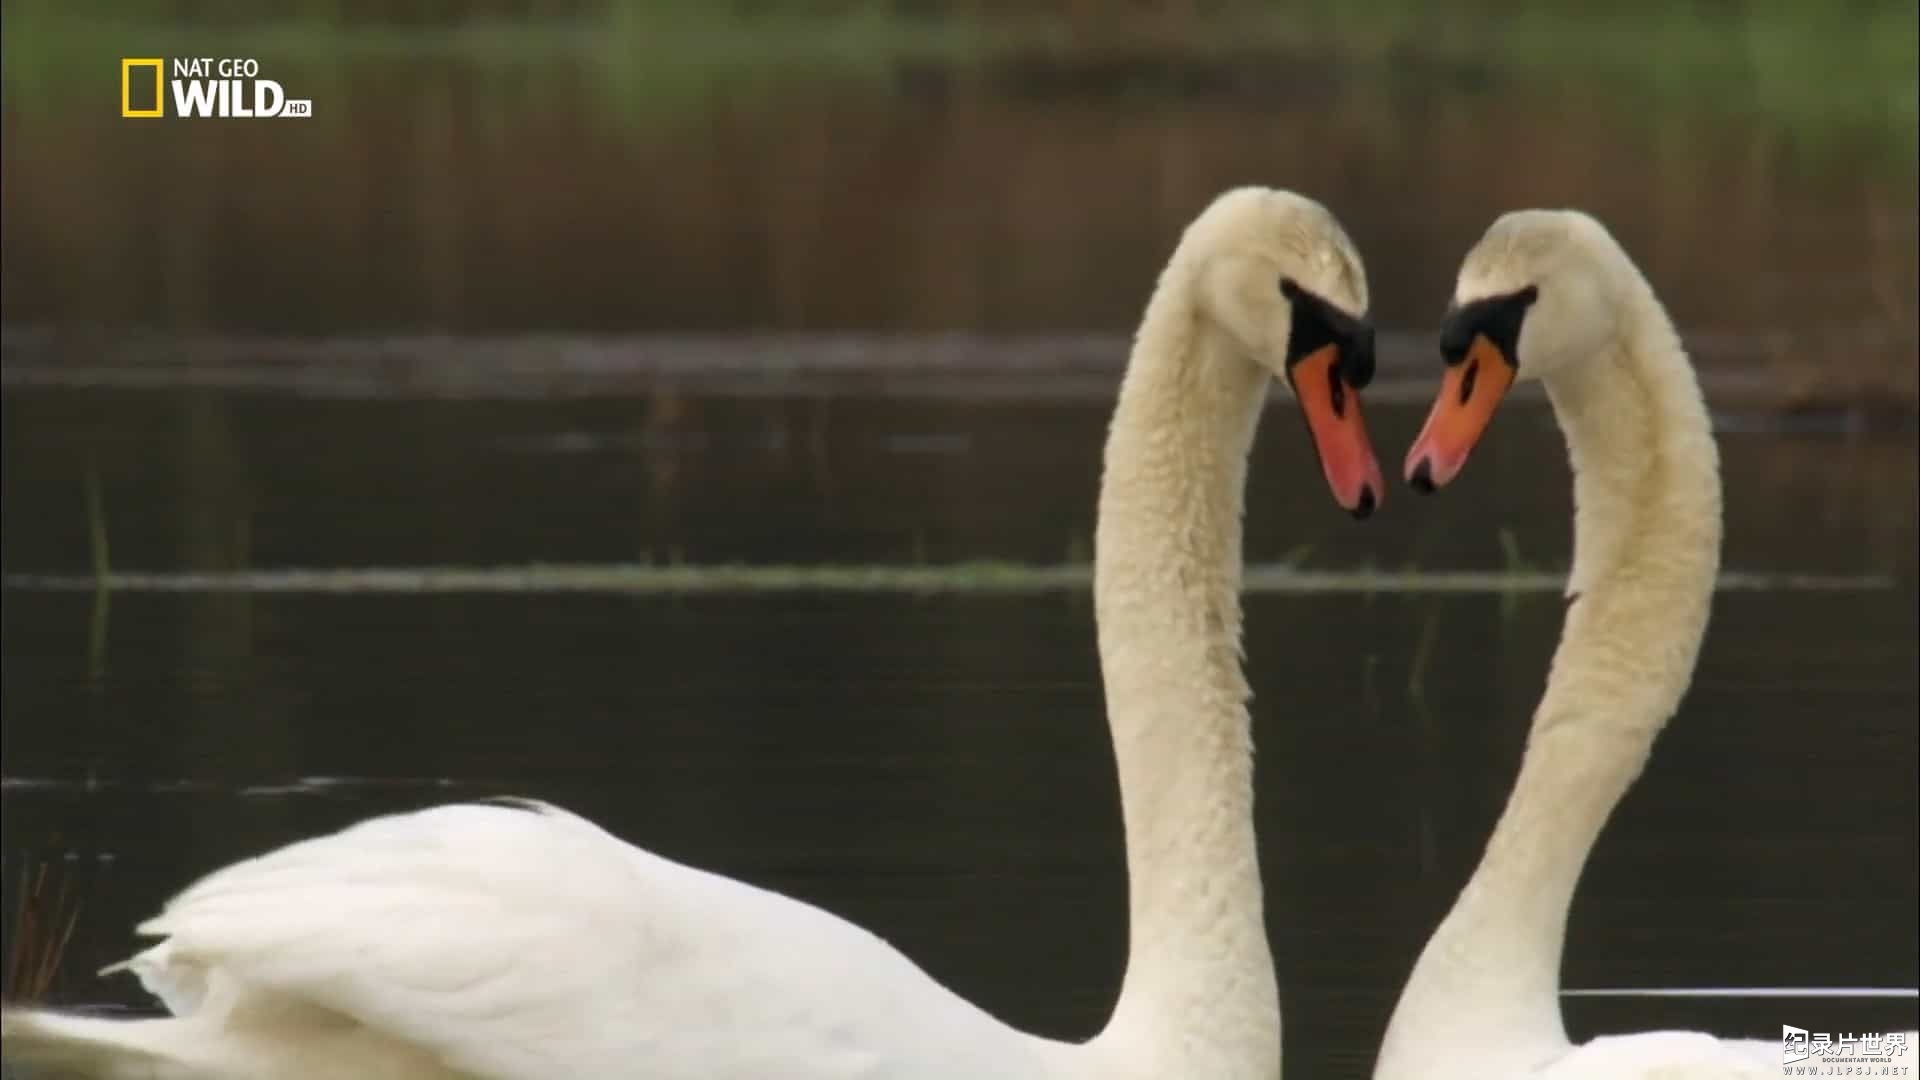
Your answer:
[1409,459,1436,495]
[1438,285,1538,369]
[1351,485,1376,520]
[1281,276,1374,390]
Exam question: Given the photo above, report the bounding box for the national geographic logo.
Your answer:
[120,57,313,119]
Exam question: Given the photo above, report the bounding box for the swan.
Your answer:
[0,186,1385,1080]
[1373,209,1911,1079]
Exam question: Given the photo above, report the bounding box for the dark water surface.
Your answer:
[3,376,1916,1079]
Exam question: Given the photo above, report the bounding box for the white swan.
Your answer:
[1374,209,1892,1079]
[0,186,1384,1080]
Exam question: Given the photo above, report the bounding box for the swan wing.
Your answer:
[118,800,1060,1080]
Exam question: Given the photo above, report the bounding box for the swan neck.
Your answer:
[1544,283,1723,741]
[1089,268,1279,1077]
[1376,278,1722,1077]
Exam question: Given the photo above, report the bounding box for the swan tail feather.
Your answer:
[97,941,211,1018]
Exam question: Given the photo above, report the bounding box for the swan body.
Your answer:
[3,800,1080,1080]
[1374,210,1909,1079]
[1,186,1384,1080]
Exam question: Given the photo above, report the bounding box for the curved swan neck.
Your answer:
[1088,264,1280,1077]
[1550,288,1722,627]
[1376,276,1722,1078]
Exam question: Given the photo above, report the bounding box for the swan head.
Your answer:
[1182,187,1384,519]
[1404,209,1629,492]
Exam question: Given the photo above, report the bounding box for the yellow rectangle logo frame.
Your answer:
[121,58,163,118]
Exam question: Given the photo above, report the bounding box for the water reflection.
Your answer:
[3,388,1914,580]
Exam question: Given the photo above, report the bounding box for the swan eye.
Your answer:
[1278,276,1302,301]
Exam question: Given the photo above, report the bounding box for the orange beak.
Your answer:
[1290,343,1385,519]
[1403,334,1516,492]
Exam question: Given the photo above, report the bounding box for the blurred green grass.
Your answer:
[3,0,1915,173]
